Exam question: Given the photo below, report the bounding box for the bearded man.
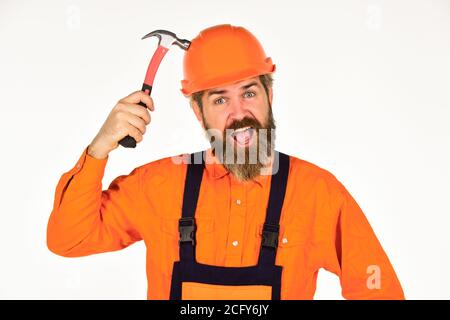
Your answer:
[47,24,404,300]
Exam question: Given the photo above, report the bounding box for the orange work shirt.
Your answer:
[47,146,405,299]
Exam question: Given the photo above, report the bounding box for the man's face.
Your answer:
[191,76,276,181]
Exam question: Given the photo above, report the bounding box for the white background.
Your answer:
[1,0,449,299]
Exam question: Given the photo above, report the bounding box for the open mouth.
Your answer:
[230,126,256,147]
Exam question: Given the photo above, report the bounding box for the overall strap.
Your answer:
[258,151,290,266]
[178,151,205,262]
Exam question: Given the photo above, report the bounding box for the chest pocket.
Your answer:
[160,217,215,265]
[255,222,306,266]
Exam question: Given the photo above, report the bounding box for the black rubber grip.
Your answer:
[118,84,153,148]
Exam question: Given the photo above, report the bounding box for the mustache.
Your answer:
[226,117,263,131]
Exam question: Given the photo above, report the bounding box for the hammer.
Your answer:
[119,30,191,148]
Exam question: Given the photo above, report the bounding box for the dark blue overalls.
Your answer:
[169,150,290,300]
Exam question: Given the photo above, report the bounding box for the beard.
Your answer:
[202,106,276,182]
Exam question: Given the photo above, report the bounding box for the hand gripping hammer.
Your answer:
[119,30,191,148]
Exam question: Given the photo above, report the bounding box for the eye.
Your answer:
[244,91,256,98]
[214,97,226,105]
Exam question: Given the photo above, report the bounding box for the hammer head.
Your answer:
[142,29,190,50]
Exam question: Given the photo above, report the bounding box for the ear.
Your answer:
[268,86,273,106]
[190,99,205,130]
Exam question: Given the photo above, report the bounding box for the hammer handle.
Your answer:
[119,45,168,149]
[118,83,153,148]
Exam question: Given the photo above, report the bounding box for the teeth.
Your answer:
[232,126,251,135]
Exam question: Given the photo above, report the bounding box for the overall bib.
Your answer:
[169,150,290,300]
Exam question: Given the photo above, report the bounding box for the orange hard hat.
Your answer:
[180,24,276,96]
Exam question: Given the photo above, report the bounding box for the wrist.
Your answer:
[87,142,109,160]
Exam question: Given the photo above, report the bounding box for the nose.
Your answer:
[228,97,249,123]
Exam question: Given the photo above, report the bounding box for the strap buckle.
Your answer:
[261,223,280,249]
[178,217,196,245]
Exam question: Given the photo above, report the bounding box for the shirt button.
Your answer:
[236,199,241,205]
[282,237,288,244]
[232,240,239,247]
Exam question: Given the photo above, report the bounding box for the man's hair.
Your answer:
[190,73,274,112]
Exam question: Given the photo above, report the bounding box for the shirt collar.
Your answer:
[204,148,229,179]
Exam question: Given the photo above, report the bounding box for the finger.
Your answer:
[120,90,144,103]
[121,91,154,110]
[121,102,151,125]
[127,114,147,135]
[140,94,155,111]
[124,122,143,143]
